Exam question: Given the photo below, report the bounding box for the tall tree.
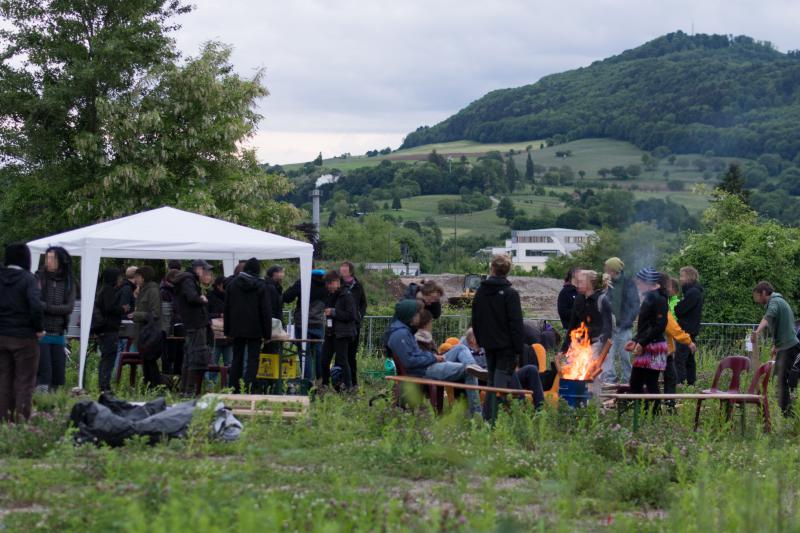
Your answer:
[505,155,519,192]
[525,151,535,181]
[0,0,191,242]
[716,163,750,204]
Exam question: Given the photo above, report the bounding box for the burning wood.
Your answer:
[558,322,612,381]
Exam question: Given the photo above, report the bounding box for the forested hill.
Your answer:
[402,32,800,162]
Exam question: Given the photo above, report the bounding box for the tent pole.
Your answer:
[77,248,101,390]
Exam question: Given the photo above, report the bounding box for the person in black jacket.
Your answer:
[0,244,44,422]
[471,255,525,394]
[94,268,128,392]
[402,280,444,319]
[563,270,613,352]
[36,246,76,393]
[625,267,669,409]
[321,271,357,391]
[557,267,579,329]
[263,265,284,355]
[674,266,704,386]
[340,261,367,388]
[174,260,212,393]
[283,269,328,380]
[225,258,271,393]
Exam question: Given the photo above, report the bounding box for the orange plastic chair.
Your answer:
[533,343,559,405]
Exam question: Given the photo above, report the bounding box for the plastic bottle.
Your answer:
[745,336,754,353]
[384,358,397,374]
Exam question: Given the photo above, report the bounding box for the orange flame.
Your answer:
[561,322,595,380]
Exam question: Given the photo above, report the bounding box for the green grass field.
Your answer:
[2,346,799,531]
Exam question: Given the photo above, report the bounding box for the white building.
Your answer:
[364,262,421,276]
[491,228,596,271]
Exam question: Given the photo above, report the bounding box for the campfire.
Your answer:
[559,322,612,381]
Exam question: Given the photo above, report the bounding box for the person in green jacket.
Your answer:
[129,266,162,388]
[751,281,800,416]
[667,277,680,317]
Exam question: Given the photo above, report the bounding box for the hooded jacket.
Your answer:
[675,282,704,338]
[263,277,284,323]
[471,276,524,354]
[37,269,76,335]
[402,283,442,319]
[283,275,328,330]
[0,267,43,338]
[207,287,225,319]
[665,311,692,353]
[325,287,357,339]
[386,318,437,377]
[557,283,577,329]
[224,272,271,339]
[343,276,367,325]
[173,270,208,330]
[94,270,125,334]
[608,273,640,330]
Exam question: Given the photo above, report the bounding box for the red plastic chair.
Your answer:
[732,360,775,433]
[694,355,751,430]
[114,339,144,387]
[391,352,444,414]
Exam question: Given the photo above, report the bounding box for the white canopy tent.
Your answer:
[27,207,313,388]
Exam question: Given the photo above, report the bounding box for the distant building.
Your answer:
[491,228,596,271]
[365,262,421,276]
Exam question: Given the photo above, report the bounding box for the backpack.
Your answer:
[137,312,163,360]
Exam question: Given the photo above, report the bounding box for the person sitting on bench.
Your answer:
[387,300,487,416]
[414,310,480,368]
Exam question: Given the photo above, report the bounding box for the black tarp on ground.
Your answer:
[69,393,239,446]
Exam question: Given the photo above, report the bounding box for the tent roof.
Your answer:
[27,207,312,260]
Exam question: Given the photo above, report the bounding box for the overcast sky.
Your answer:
[172,0,800,165]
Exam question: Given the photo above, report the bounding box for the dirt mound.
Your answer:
[398,274,562,317]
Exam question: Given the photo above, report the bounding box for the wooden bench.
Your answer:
[600,392,767,432]
[386,375,537,419]
[210,394,309,419]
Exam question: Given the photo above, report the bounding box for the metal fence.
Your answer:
[287,312,759,358]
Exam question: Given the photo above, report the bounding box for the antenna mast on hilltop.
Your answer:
[691,21,694,36]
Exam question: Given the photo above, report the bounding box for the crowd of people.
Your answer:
[2,239,800,423]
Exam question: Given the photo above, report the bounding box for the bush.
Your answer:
[667,179,685,191]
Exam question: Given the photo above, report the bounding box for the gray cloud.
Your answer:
[172,0,800,163]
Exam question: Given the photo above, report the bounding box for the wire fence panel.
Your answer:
[287,312,759,358]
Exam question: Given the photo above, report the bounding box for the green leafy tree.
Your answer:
[66,43,300,233]
[391,195,402,210]
[669,194,800,321]
[0,0,191,242]
[496,197,516,222]
[313,152,323,166]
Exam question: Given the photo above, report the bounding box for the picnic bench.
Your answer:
[211,394,309,419]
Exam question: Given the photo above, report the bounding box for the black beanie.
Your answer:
[4,243,31,270]
[244,257,261,276]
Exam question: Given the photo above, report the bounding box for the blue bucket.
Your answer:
[558,379,592,407]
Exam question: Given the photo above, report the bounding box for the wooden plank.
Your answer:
[601,393,762,401]
[213,394,310,405]
[386,375,534,396]
[231,409,303,418]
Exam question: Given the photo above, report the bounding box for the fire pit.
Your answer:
[557,322,612,407]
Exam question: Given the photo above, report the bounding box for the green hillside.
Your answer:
[402,32,800,162]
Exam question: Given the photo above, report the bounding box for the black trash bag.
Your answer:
[70,396,196,446]
[98,393,167,421]
[70,401,136,447]
[132,400,196,443]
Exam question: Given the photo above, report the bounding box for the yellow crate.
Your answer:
[256,353,299,380]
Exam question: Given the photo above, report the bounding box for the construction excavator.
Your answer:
[447,273,485,307]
